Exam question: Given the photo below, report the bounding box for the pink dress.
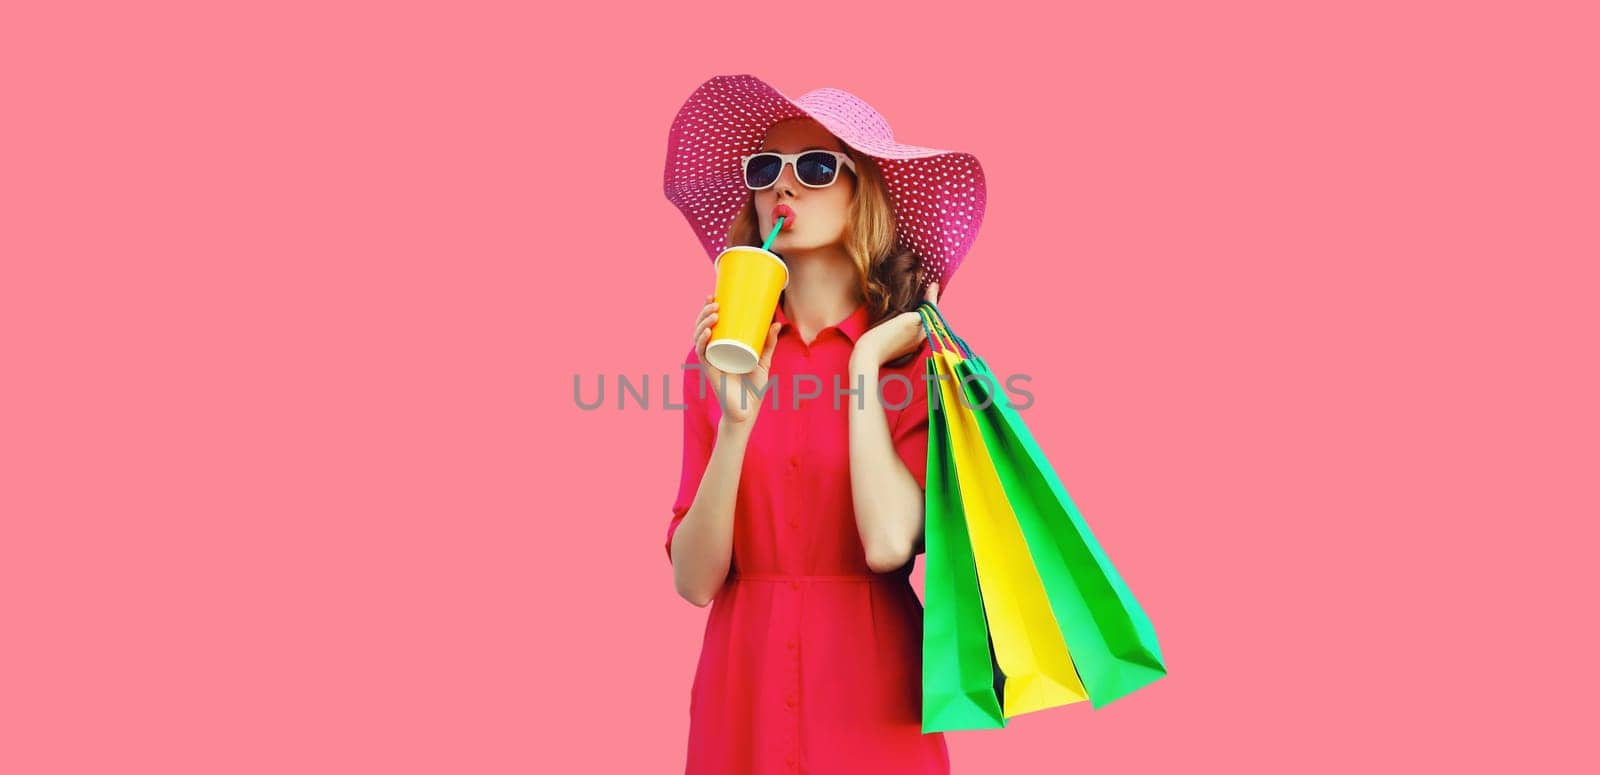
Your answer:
[665,299,947,774]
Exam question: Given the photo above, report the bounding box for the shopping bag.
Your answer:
[922,302,1167,708]
[918,308,1090,719]
[921,355,1006,733]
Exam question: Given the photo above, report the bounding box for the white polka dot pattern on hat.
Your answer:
[663,75,987,294]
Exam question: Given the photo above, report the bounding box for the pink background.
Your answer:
[5,1,1597,772]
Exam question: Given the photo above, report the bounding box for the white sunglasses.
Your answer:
[740,150,858,190]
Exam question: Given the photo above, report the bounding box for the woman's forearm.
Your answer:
[846,360,924,573]
[670,417,753,606]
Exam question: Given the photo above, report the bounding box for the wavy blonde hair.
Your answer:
[724,147,925,341]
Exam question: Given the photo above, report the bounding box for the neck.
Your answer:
[777,246,862,339]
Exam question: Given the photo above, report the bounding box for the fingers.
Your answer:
[693,296,720,350]
[695,325,711,361]
[695,299,718,326]
[904,311,929,348]
[924,280,940,304]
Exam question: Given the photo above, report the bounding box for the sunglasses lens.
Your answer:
[745,154,782,189]
[796,152,840,186]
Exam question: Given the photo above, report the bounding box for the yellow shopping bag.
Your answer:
[922,309,1089,718]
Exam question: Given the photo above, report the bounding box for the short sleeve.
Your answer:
[666,347,715,565]
[888,341,933,493]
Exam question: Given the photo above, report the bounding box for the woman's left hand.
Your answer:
[853,280,940,369]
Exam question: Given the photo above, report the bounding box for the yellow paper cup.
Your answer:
[706,246,789,374]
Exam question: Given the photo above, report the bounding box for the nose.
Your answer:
[771,160,799,198]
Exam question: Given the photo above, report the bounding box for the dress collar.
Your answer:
[773,296,871,344]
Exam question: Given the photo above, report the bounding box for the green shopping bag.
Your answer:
[921,302,1168,708]
[919,353,1006,733]
[924,311,1090,719]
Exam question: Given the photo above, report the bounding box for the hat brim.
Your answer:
[663,74,985,294]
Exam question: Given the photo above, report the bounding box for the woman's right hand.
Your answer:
[693,293,782,426]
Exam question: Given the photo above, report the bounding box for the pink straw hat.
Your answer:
[663,74,987,295]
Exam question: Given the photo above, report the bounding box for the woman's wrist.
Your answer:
[717,415,757,439]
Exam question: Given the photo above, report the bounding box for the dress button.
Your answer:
[785,754,797,766]
[789,580,800,591]
[785,693,797,708]
[788,456,798,468]
[787,639,797,650]
[787,518,800,528]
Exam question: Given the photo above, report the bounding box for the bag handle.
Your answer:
[918,306,960,354]
[917,307,942,353]
[919,301,969,358]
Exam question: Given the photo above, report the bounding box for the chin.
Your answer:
[778,229,831,249]
[776,241,815,255]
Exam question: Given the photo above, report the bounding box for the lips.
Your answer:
[772,204,796,230]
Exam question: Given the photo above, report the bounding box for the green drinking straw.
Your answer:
[760,217,785,251]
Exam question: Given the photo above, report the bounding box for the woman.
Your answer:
[661,75,987,775]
